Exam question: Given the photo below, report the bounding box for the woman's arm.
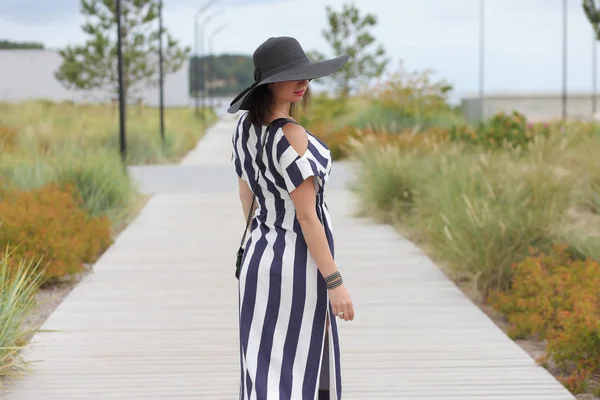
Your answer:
[238,177,255,222]
[282,123,354,321]
[292,178,338,277]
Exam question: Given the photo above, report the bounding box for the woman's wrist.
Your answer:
[324,271,343,290]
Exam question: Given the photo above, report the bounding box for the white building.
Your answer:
[0,49,210,108]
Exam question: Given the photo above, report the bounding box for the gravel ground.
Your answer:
[23,270,89,334]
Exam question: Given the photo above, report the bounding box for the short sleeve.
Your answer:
[231,118,243,179]
[231,149,243,178]
[274,128,327,193]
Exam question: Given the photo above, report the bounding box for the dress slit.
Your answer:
[319,309,333,397]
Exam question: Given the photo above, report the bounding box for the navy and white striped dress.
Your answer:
[231,112,342,400]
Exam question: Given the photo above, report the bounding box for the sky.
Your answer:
[0,0,597,99]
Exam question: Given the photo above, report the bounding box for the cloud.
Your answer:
[0,0,279,24]
[0,0,78,23]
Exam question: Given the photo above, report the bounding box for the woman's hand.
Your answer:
[329,285,354,322]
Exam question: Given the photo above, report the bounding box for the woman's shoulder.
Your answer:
[271,121,306,156]
[274,121,330,162]
[281,121,307,141]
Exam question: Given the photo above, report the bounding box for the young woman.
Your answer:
[229,36,355,400]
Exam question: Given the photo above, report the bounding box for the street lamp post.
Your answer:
[593,32,597,117]
[200,9,224,114]
[116,0,126,163]
[158,0,165,145]
[193,0,219,117]
[478,0,485,122]
[208,24,228,112]
[562,0,568,120]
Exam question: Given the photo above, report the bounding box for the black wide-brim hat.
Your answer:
[227,36,349,114]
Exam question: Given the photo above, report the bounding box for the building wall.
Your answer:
[462,93,600,123]
[0,49,196,107]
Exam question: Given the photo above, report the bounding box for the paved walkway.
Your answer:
[4,119,575,399]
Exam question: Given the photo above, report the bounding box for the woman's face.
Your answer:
[270,80,309,104]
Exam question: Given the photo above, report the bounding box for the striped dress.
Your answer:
[231,112,342,400]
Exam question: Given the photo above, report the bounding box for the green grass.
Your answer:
[0,100,216,228]
[0,148,137,229]
[0,100,216,165]
[52,148,138,224]
[351,122,600,295]
[350,100,464,132]
[0,248,45,385]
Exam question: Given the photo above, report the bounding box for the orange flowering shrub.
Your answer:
[318,126,361,160]
[320,110,554,157]
[0,183,113,283]
[393,126,449,150]
[489,244,600,394]
[317,125,450,160]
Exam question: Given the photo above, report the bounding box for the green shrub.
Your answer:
[0,148,136,226]
[528,125,600,262]
[481,111,530,148]
[51,148,137,222]
[449,111,551,150]
[419,155,571,292]
[299,91,350,128]
[304,62,463,151]
[351,100,462,133]
[0,155,55,190]
[352,139,426,217]
[354,62,463,132]
[353,141,573,293]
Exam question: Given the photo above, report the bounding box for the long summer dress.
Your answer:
[231,112,342,400]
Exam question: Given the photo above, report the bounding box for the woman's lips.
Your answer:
[294,90,305,96]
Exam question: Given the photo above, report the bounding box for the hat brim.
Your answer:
[227,55,349,114]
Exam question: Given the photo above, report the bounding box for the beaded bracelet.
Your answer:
[325,271,343,290]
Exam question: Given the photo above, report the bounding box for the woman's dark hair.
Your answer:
[247,84,311,126]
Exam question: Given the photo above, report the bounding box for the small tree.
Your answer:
[584,0,600,40]
[309,2,389,98]
[55,0,190,102]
